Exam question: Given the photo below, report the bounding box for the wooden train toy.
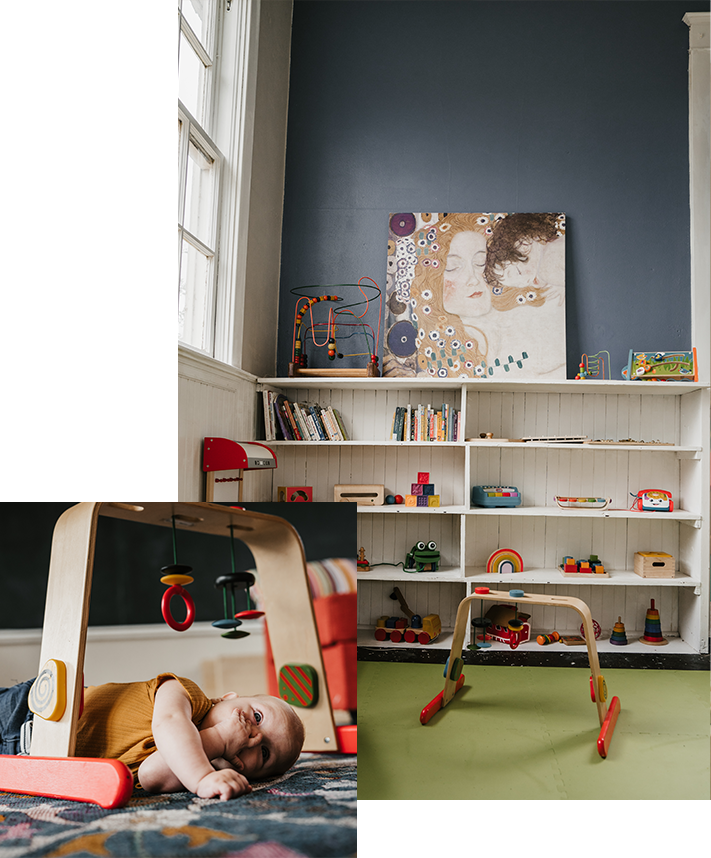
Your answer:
[374,587,441,644]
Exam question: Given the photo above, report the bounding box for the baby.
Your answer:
[0,673,305,801]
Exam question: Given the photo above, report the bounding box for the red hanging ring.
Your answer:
[161,584,195,632]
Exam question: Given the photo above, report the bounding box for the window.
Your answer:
[178,0,222,353]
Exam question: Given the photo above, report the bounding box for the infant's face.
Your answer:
[206,694,295,780]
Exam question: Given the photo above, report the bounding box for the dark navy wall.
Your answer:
[277,0,705,378]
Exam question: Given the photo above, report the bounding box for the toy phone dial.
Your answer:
[632,489,673,512]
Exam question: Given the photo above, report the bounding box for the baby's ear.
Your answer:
[221,692,239,701]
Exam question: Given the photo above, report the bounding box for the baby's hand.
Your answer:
[196,768,252,800]
[215,708,262,762]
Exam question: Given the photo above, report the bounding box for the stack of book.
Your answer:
[262,391,349,441]
[390,403,461,442]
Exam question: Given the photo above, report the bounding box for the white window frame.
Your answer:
[178,102,222,353]
[178,0,261,367]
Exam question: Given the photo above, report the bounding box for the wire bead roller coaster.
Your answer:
[289,278,382,377]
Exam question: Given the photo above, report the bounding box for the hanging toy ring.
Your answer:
[162,584,196,632]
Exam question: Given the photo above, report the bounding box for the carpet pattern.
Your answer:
[0,755,355,858]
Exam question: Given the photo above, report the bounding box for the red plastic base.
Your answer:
[0,755,134,808]
[597,696,621,758]
[336,724,357,753]
[420,674,465,724]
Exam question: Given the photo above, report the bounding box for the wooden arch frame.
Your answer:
[421,587,621,758]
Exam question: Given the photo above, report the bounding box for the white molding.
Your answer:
[212,0,261,367]
[179,344,258,390]
[684,11,710,385]
[684,12,710,49]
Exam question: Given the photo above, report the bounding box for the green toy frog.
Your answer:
[405,541,440,573]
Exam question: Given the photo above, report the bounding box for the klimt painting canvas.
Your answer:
[383,212,566,379]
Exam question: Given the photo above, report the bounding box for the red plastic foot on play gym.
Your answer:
[0,756,134,808]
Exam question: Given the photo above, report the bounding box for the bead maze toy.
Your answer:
[575,350,611,380]
[288,278,382,378]
[420,586,622,758]
[0,503,356,808]
[621,348,698,382]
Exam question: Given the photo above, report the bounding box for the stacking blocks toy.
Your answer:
[560,554,608,577]
[411,483,435,495]
[406,472,439,507]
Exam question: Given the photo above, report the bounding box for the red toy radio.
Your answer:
[632,489,673,512]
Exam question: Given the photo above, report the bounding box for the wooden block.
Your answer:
[422,484,435,495]
[405,495,417,506]
[428,495,440,507]
[411,483,423,495]
[416,496,429,506]
[417,472,430,484]
[333,484,384,505]
[633,552,675,578]
[277,486,312,502]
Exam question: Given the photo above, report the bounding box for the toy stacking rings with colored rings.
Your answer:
[161,584,196,632]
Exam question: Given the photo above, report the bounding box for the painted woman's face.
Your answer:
[497,235,565,290]
[442,230,491,318]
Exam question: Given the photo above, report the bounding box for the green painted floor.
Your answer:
[357,661,710,800]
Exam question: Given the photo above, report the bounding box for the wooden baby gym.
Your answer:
[0,503,356,808]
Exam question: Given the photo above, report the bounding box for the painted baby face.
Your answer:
[442,230,491,319]
[497,235,565,290]
[203,693,297,780]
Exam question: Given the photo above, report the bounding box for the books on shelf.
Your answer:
[390,403,461,442]
[262,390,349,441]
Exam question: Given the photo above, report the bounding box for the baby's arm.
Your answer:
[139,737,239,794]
[138,680,250,800]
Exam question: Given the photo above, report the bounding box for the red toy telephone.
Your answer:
[632,489,673,512]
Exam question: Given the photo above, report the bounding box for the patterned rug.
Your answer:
[0,755,355,858]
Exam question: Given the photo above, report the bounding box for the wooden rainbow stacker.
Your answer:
[0,503,356,808]
[420,586,621,759]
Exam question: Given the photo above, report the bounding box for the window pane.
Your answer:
[182,0,213,53]
[179,32,206,122]
[179,237,212,350]
[184,137,215,245]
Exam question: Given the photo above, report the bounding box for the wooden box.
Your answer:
[334,484,384,505]
[633,552,675,578]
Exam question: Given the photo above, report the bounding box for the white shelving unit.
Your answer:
[257,377,710,658]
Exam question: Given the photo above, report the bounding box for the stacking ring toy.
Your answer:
[161,584,195,632]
